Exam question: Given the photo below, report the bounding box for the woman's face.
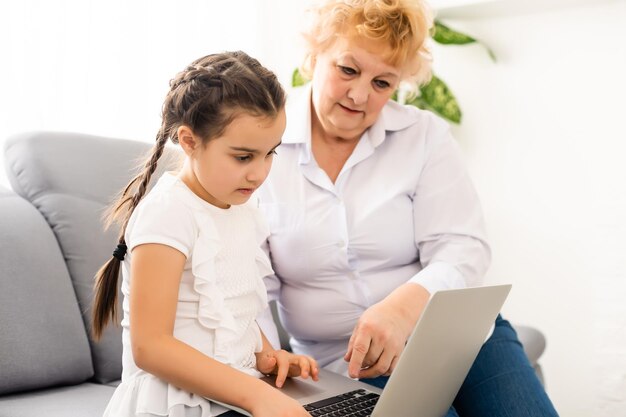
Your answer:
[310,36,402,141]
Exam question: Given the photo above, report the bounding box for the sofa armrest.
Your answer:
[514,324,546,367]
[514,324,546,386]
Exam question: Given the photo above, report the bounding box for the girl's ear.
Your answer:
[178,126,199,156]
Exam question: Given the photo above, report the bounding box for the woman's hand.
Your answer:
[344,283,430,379]
[256,349,319,388]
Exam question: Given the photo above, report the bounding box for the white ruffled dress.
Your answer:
[103,173,273,417]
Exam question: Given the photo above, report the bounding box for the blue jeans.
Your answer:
[360,315,559,417]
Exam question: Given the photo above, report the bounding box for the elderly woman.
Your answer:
[258,0,558,415]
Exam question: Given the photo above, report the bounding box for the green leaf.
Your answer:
[433,20,496,62]
[433,21,476,45]
[407,75,462,124]
[291,68,308,87]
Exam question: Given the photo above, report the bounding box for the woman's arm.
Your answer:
[410,131,491,293]
[345,130,490,380]
[130,243,309,417]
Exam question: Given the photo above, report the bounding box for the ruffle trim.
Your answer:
[103,374,212,417]
[190,210,270,362]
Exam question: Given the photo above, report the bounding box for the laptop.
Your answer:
[216,284,512,417]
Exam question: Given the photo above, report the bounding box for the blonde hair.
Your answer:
[301,0,434,86]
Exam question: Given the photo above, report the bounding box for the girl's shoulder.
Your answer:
[129,173,208,236]
[137,173,198,218]
[126,174,211,257]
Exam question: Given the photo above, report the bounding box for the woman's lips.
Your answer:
[339,103,363,114]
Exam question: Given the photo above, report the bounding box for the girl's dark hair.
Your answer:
[91,51,286,339]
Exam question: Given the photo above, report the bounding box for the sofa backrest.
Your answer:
[0,186,93,394]
[3,132,181,383]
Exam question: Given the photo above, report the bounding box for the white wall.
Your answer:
[431,2,626,416]
[0,0,264,188]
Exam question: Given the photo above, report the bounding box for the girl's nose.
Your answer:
[246,161,270,184]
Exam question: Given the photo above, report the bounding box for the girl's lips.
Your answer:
[237,188,255,195]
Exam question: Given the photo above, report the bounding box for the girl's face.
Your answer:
[180,109,286,208]
[310,36,402,141]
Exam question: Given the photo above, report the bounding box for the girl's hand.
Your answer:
[255,349,319,388]
[251,386,311,417]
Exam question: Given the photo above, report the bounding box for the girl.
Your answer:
[92,51,318,417]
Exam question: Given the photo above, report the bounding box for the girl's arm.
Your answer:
[130,243,309,417]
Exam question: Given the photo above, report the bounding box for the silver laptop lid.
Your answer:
[371,284,511,417]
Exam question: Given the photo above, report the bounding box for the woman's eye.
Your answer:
[235,155,252,162]
[374,79,390,89]
[339,65,356,75]
[266,150,278,158]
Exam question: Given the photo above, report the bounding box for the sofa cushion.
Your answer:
[0,187,93,394]
[4,132,181,383]
[0,383,116,417]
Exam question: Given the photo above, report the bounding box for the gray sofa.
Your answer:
[0,132,546,416]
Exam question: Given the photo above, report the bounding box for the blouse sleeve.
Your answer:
[409,128,491,294]
[127,194,197,258]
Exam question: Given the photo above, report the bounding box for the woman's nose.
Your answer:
[347,80,369,106]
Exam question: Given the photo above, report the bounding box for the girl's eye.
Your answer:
[235,155,252,162]
[339,65,356,75]
[374,79,391,89]
[266,150,278,158]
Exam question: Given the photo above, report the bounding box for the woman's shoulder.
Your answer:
[378,101,455,157]
[382,99,451,135]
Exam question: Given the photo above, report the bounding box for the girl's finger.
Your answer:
[297,356,310,378]
[260,355,277,374]
[306,355,319,380]
[275,352,290,388]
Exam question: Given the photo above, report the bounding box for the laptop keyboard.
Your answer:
[303,389,380,417]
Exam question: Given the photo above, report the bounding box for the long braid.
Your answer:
[92,129,168,339]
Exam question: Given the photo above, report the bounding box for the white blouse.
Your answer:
[257,85,491,372]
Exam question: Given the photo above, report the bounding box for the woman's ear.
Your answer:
[178,126,199,156]
[308,53,317,74]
